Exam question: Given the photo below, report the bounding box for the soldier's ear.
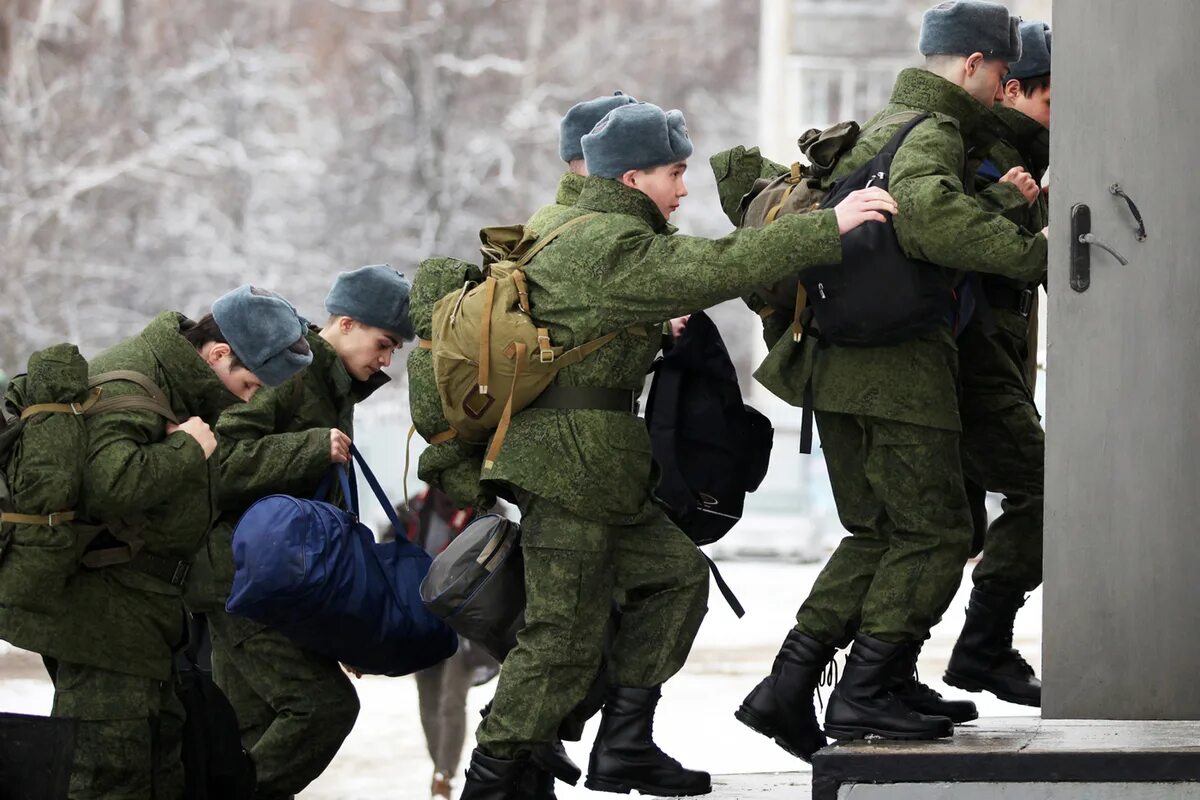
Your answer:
[965,52,986,76]
[620,169,642,190]
[202,342,232,365]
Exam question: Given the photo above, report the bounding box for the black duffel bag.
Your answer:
[419,514,525,662]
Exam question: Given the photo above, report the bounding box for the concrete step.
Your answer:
[811,716,1200,799]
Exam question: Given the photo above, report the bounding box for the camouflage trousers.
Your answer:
[208,610,359,800]
[795,412,974,644]
[49,659,184,800]
[960,395,1045,595]
[476,493,709,757]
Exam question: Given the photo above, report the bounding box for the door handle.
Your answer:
[1070,203,1130,293]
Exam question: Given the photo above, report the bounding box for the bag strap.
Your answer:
[702,552,745,618]
[513,213,599,269]
[765,163,804,224]
[346,444,406,536]
[0,510,75,526]
[18,387,104,420]
[88,371,179,424]
[484,342,527,470]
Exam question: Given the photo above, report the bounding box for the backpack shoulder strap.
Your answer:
[514,213,600,268]
[87,370,179,424]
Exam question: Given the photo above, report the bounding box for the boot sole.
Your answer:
[943,670,1041,708]
[584,776,712,797]
[824,722,954,742]
[733,706,817,763]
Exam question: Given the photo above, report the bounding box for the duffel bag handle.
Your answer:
[313,463,359,512]
[314,446,406,537]
[348,444,407,536]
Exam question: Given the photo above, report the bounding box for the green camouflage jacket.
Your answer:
[758,68,1048,431]
[0,312,241,679]
[187,327,385,612]
[415,174,587,510]
[526,171,586,234]
[483,175,842,523]
[959,103,1051,408]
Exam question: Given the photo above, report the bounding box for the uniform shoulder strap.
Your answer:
[514,213,600,268]
[87,370,179,424]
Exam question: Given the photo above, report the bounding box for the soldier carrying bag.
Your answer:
[427,214,620,471]
[0,344,178,614]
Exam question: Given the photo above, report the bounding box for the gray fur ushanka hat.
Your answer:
[212,285,312,387]
[919,1,1023,62]
[581,102,693,180]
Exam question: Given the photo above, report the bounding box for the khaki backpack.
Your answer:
[429,213,618,469]
[739,114,918,340]
[0,343,178,613]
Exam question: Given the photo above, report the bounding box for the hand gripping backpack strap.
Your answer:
[86,370,179,423]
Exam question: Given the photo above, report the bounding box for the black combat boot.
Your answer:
[734,630,837,761]
[889,639,978,724]
[460,748,529,800]
[531,738,581,786]
[944,588,1041,706]
[516,762,557,800]
[585,686,711,797]
[824,634,955,741]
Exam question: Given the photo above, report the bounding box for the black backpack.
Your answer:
[801,112,965,347]
[645,312,774,617]
[176,616,256,800]
[646,311,774,545]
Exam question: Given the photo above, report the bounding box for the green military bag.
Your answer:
[736,121,862,342]
[430,214,619,469]
[0,344,176,614]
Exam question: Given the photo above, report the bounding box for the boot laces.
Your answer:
[814,657,840,711]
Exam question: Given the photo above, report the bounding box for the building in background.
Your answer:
[758,0,1051,162]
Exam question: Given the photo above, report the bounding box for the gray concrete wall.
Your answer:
[1044,0,1200,718]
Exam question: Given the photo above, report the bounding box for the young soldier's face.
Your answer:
[1003,79,1051,128]
[964,54,1010,106]
[331,317,401,381]
[624,162,689,220]
[203,343,264,401]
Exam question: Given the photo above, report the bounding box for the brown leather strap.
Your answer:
[0,510,76,526]
[418,339,433,350]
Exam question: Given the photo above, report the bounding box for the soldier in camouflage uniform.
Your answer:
[944,20,1052,709]
[189,266,413,800]
[458,100,897,799]
[737,0,1048,758]
[0,288,311,800]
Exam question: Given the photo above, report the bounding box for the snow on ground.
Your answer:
[0,557,1042,799]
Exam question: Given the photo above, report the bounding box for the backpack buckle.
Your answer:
[1018,288,1035,318]
[170,561,191,587]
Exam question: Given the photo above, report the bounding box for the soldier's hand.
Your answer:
[167,417,217,460]
[670,316,690,338]
[1000,167,1039,205]
[834,187,899,234]
[330,429,352,464]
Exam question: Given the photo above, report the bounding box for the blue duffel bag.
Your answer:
[227,445,458,676]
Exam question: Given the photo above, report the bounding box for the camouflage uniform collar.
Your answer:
[555,172,586,206]
[142,311,240,418]
[575,176,670,232]
[890,68,988,140]
[993,104,1050,179]
[308,325,389,404]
